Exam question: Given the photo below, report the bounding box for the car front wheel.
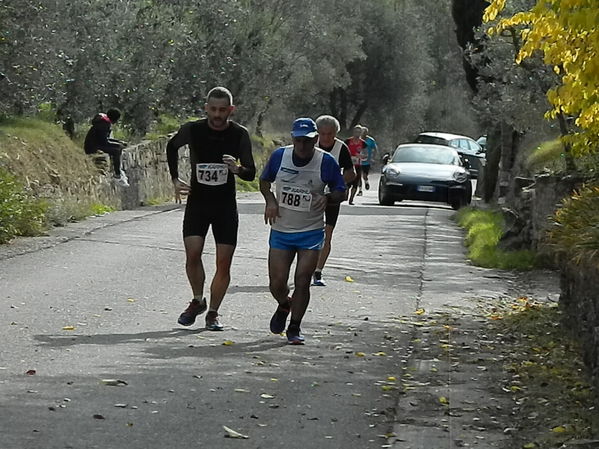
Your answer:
[378,179,394,206]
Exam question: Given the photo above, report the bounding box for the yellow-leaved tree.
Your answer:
[484,0,599,156]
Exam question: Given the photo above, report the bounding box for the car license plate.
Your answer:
[417,185,435,192]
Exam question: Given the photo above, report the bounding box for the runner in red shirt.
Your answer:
[344,126,367,205]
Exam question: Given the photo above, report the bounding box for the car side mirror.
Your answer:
[382,153,390,165]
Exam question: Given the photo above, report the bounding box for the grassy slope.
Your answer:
[0,118,109,226]
[456,207,538,270]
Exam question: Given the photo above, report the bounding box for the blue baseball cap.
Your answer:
[291,118,318,138]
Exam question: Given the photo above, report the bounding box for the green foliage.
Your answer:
[0,168,47,243]
[456,207,538,270]
[145,114,183,141]
[525,139,565,172]
[550,183,599,267]
[89,203,115,215]
[0,0,475,145]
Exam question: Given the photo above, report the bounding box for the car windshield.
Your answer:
[415,135,449,146]
[392,146,458,165]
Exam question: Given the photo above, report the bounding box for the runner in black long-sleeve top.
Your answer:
[166,86,255,331]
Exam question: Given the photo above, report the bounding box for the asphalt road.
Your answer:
[0,178,524,449]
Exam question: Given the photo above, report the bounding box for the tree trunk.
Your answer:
[557,112,577,173]
[349,101,369,129]
[255,97,272,138]
[483,123,502,203]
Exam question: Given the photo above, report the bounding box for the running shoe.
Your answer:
[365,182,370,190]
[286,325,305,345]
[114,173,130,187]
[270,298,291,334]
[357,190,363,196]
[177,298,207,326]
[205,311,224,331]
[312,271,326,287]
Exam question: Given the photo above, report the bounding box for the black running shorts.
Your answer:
[325,203,341,228]
[361,164,370,176]
[183,198,239,246]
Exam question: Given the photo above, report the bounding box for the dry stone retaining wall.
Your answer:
[94,136,188,210]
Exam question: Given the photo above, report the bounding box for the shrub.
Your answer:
[0,168,47,243]
[549,183,599,267]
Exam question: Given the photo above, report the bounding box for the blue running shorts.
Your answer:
[269,229,325,251]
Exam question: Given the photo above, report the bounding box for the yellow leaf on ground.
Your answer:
[355,352,366,357]
[344,276,355,282]
[551,425,568,433]
[522,443,537,449]
[387,376,397,382]
[439,396,449,405]
[127,298,137,303]
[62,326,76,331]
[373,352,387,356]
[222,340,235,346]
[415,308,425,315]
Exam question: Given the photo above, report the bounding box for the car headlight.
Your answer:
[452,171,468,182]
[384,166,400,177]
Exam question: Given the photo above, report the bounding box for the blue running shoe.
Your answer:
[286,325,305,345]
[270,298,291,334]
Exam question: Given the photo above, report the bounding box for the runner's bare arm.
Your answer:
[259,179,280,225]
[343,167,356,184]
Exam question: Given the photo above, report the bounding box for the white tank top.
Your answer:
[273,146,327,233]
[316,138,344,163]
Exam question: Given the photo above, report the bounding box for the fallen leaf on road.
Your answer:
[222,340,235,346]
[62,326,76,331]
[415,308,425,315]
[127,298,137,303]
[101,379,128,386]
[551,425,567,433]
[439,396,450,405]
[93,414,105,420]
[373,352,387,356]
[234,389,249,393]
[387,376,397,382]
[344,276,354,282]
[25,369,36,375]
[270,378,278,382]
[223,425,249,439]
[355,352,366,357]
[522,443,537,449]
[381,385,397,391]
[260,394,274,399]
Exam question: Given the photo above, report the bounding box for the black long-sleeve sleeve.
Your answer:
[166,124,191,180]
[237,130,256,182]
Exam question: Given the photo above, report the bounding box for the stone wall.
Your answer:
[499,174,583,255]
[560,261,599,385]
[94,136,188,210]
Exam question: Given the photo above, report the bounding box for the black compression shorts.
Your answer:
[183,198,239,246]
[325,203,341,228]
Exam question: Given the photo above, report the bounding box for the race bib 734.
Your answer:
[196,163,228,186]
